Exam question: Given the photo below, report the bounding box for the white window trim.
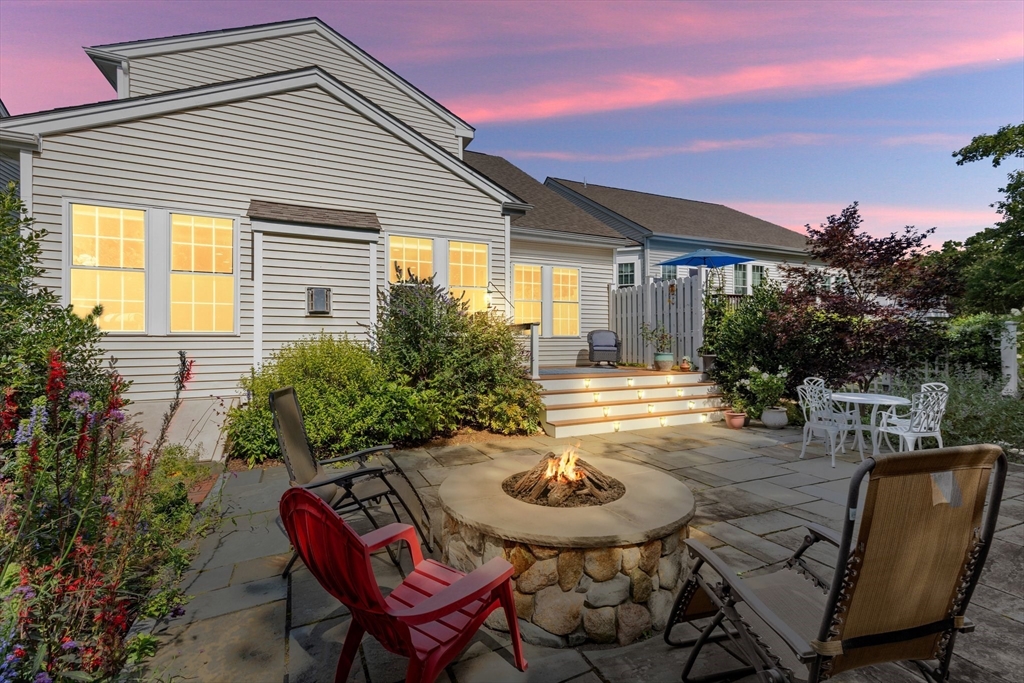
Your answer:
[511,262,543,331]
[733,263,749,296]
[62,197,241,337]
[384,234,494,312]
[550,265,581,338]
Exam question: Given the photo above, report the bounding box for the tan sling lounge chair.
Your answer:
[664,444,1008,682]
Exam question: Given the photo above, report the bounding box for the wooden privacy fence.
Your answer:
[610,276,704,366]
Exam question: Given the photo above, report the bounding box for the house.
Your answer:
[546,179,809,295]
[463,152,635,366]
[0,18,542,456]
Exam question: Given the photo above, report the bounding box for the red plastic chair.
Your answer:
[280,487,528,683]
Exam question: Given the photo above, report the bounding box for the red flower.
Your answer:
[1,387,17,434]
[45,350,67,404]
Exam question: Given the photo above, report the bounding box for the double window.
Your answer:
[387,235,489,313]
[69,202,236,334]
[514,264,579,337]
[661,265,677,281]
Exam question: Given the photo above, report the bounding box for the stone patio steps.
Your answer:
[543,407,724,438]
[540,382,718,405]
[537,370,724,437]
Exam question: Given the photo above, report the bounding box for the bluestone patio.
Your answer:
[131,424,1023,683]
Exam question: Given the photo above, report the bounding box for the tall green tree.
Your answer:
[934,124,1024,314]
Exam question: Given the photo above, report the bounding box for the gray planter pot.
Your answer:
[700,354,716,373]
[760,407,789,429]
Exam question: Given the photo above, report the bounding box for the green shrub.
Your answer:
[371,274,540,435]
[712,283,794,395]
[225,334,433,466]
[943,313,1008,377]
[891,368,1024,461]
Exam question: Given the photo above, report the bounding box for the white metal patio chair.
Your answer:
[875,389,948,452]
[798,383,857,467]
[921,381,948,393]
[804,376,858,424]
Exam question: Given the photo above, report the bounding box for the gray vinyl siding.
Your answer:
[125,32,462,156]
[0,151,17,186]
[511,238,615,367]
[645,239,796,293]
[261,234,370,356]
[28,86,505,402]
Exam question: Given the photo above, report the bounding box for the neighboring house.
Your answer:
[546,179,809,294]
[0,98,9,117]
[0,99,17,185]
[464,152,636,366]
[0,19,533,456]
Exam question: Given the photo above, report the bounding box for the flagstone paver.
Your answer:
[136,423,1024,683]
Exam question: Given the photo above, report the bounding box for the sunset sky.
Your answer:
[1,0,1021,244]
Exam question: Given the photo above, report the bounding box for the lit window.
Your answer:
[70,204,146,332]
[552,267,579,336]
[617,262,635,286]
[514,264,542,333]
[449,241,488,312]
[752,264,765,289]
[662,265,677,280]
[170,214,234,332]
[389,235,433,282]
[733,264,748,295]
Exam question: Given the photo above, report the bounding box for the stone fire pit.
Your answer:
[438,454,695,647]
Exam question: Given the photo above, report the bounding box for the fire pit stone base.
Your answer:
[441,516,690,647]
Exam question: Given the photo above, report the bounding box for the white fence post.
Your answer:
[530,323,540,380]
[1002,320,1019,397]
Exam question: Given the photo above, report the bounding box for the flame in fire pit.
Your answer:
[545,443,582,482]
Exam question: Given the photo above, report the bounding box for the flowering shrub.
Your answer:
[736,366,789,417]
[0,352,205,681]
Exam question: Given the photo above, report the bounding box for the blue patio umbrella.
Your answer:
[658,248,754,268]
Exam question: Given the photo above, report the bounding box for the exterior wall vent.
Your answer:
[306,287,332,315]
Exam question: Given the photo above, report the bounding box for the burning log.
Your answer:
[507,445,623,507]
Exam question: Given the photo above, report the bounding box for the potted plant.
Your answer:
[678,355,692,371]
[724,395,747,429]
[641,323,674,371]
[742,365,789,429]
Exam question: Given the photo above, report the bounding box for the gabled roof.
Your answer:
[84,17,474,140]
[0,68,521,210]
[247,200,380,231]
[547,178,808,252]
[0,99,9,118]
[464,152,635,246]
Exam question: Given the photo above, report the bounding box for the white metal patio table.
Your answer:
[831,392,911,457]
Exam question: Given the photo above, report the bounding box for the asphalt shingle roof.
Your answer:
[550,178,808,251]
[464,152,635,243]
[247,199,380,230]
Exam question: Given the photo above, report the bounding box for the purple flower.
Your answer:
[169,605,186,618]
[11,586,35,600]
[107,408,126,424]
[60,641,77,651]
[68,391,91,419]
[34,673,52,683]
[100,495,112,506]
[14,405,47,445]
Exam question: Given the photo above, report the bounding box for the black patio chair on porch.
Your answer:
[664,444,1007,683]
[588,329,621,366]
[269,386,432,578]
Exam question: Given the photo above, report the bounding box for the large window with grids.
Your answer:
[733,263,748,295]
[617,262,635,286]
[388,235,433,282]
[69,204,146,332]
[449,241,488,312]
[552,267,580,337]
[751,264,766,290]
[170,214,235,333]
[513,264,542,332]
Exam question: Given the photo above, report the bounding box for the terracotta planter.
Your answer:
[760,407,788,429]
[653,353,674,371]
[678,361,692,372]
[724,410,747,429]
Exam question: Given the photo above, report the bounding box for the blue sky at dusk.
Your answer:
[1,0,1021,244]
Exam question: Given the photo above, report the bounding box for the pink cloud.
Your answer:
[725,200,1000,245]
[502,133,836,163]
[881,133,974,148]
[448,31,1022,123]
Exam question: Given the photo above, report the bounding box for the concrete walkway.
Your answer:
[135,424,1023,683]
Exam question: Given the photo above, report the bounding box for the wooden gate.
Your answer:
[610,275,704,366]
